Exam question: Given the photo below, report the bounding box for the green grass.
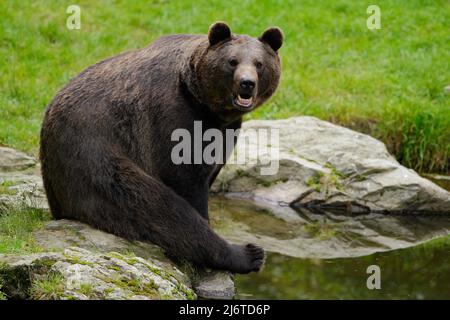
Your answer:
[0,205,51,254]
[1,0,449,173]
[29,273,65,300]
[0,280,6,300]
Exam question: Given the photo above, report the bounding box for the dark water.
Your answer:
[209,177,450,299]
[235,238,450,299]
[210,197,450,299]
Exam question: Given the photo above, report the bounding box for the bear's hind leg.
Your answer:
[73,152,264,274]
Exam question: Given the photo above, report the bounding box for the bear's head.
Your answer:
[186,22,283,122]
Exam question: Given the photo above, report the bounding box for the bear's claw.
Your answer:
[227,243,265,274]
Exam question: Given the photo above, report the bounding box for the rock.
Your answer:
[0,247,195,300]
[0,219,236,300]
[423,173,450,191]
[0,252,62,299]
[0,155,47,211]
[212,116,450,214]
[193,271,235,300]
[33,219,180,274]
[0,147,36,172]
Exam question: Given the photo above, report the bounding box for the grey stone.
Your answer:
[193,271,235,300]
[0,218,235,300]
[0,161,47,210]
[0,147,36,172]
[33,219,185,279]
[0,247,195,300]
[212,116,450,214]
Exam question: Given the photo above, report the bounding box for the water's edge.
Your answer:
[209,175,450,299]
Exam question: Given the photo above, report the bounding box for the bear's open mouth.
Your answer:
[233,93,254,109]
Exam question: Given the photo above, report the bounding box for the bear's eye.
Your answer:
[255,61,263,69]
[228,59,239,67]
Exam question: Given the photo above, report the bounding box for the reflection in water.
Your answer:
[236,236,450,299]
[210,196,450,259]
[209,195,450,299]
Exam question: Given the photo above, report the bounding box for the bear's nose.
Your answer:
[240,79,256,91]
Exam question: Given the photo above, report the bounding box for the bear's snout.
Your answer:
[232,65,258,110]
[240,79,255,91]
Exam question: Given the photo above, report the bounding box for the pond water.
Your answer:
[235,239,450,299]
[209,183,450,299]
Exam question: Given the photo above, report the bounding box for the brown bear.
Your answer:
[40,22,283,274]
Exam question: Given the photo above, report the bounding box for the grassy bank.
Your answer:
[0,205,50,254]
[1,0,449,173]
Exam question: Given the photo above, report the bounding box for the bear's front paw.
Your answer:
[228,243,265,274]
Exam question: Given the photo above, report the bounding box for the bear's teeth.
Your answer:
[237,95,253,107]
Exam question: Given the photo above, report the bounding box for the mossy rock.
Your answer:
[0,247,196,300]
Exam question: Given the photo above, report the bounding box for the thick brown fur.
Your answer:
[40,22,283,274]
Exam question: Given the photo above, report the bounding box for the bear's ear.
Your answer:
[208,22,231,46]
[259,27,284,52]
